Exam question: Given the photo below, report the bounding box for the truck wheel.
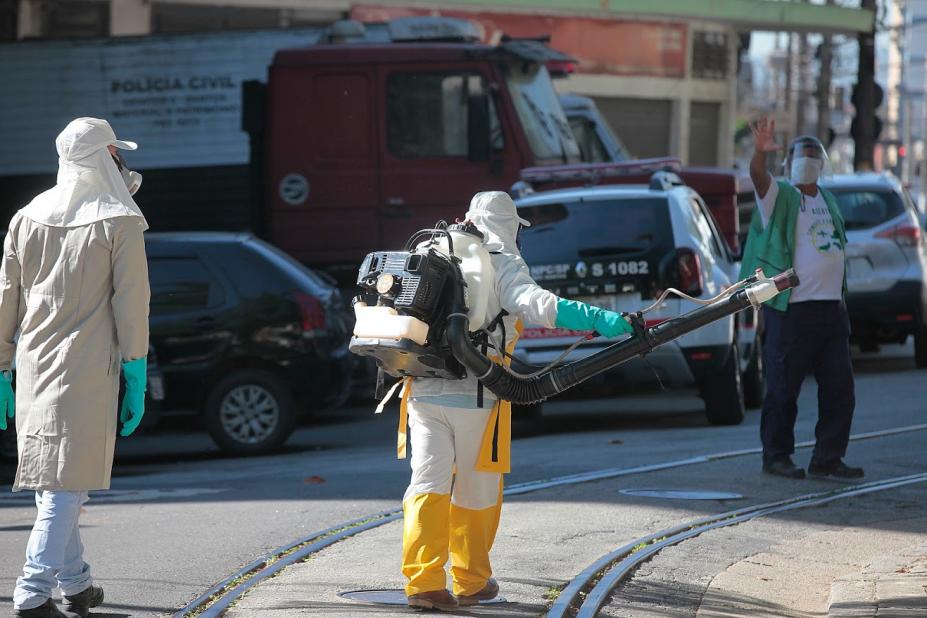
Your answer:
[204,369,296,455]
[513,402,543,420]
[702,343,745,426]
[915,323,927,369]
[742,336,765,409]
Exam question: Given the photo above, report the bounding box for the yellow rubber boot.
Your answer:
[448,497,502,597]
[402,493,451,596]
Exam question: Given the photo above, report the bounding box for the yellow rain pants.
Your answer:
[401,400,504,597]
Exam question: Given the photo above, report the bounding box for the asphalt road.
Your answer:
[0,343,924,617]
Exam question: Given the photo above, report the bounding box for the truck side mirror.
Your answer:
[467,94,491,163]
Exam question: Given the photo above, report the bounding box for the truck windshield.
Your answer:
[503,60,581,162]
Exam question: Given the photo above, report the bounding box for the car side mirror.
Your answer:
[467,93,491,163]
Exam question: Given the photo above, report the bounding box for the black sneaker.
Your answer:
[762,457,806,479]
[14,599,68,618]
[63,585,104,618]
[808,460,864,479]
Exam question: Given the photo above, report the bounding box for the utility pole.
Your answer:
[797,29,809,135]
[784,32,794,115]
[816,0,834,145]
[854,0,878,171]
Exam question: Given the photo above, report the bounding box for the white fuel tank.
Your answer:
[353,302,430,345]
[432,225,494,332]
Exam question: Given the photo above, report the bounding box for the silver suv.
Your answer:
[513,172,761,425]
[821,173,927,366]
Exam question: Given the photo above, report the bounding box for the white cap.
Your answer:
[466,191,531,227]
[56,117,137,163]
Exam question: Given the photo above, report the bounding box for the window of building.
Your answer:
[692,31,730,80]
[44,0,109,39]
[0,0,17,42]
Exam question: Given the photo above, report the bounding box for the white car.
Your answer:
[513,172,761,425]
[821,173,927,366]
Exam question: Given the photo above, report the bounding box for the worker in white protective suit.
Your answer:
[2,118,150,618]
[398,191,633,611]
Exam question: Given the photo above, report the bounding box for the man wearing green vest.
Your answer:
[741,117,863,480]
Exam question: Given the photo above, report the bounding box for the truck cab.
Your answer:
[259,18,581,279]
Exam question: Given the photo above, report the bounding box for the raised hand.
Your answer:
[750,116,782,154]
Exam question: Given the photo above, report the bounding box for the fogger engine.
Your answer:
[349,223,801,405]
[350,222,493,380]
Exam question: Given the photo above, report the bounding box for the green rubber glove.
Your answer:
[0,371,13,431]
[120,357,147,437]
[555,299,634,338]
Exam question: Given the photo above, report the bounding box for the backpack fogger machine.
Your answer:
[349,223,799,404]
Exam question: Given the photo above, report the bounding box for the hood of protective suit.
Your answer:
[21,118,148,229]
[464,191,530,254]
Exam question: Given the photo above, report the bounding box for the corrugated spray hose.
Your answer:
[446,268,799,405]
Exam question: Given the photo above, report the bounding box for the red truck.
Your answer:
[245,19,583,283]
[244,17,749,284]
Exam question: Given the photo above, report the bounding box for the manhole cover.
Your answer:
[339,589,507,605]
[619,489,744,500]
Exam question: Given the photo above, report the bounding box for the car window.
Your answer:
[148,257,223,314]
[829,189,906,230]
[695,198,728,261]
[681,199,705,247]
[387,72,502,158]
[683,197,722,260]
[568,117,610,163]
[518,197,674,287]
[247,241,334,295]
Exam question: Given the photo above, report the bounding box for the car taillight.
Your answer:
[875,223,922,247]
[677,248,703,296]
[295,293,326,333]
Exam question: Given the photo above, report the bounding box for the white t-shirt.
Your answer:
[756,181,845,303]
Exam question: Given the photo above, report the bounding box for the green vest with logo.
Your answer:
[738,179,847,312]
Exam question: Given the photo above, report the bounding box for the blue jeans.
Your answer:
[761,301,856,466]
[13,490,93,610]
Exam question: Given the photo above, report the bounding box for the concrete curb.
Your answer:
[827,545,927,617]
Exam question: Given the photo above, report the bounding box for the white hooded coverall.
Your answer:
[400,191,560,597]
[5,117,150,609]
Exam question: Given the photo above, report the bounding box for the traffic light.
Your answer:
[851,82,884,108]
[850,82,884,143]
[850,115,883,143]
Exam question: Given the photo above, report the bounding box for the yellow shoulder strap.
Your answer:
[476,319,523,474]
[396,378,413,459]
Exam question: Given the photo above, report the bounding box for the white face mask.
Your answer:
[124,170,143,195]
[112,152,142,195]
[789,156,822,185]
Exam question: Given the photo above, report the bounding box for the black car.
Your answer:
[146,232,353,454]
